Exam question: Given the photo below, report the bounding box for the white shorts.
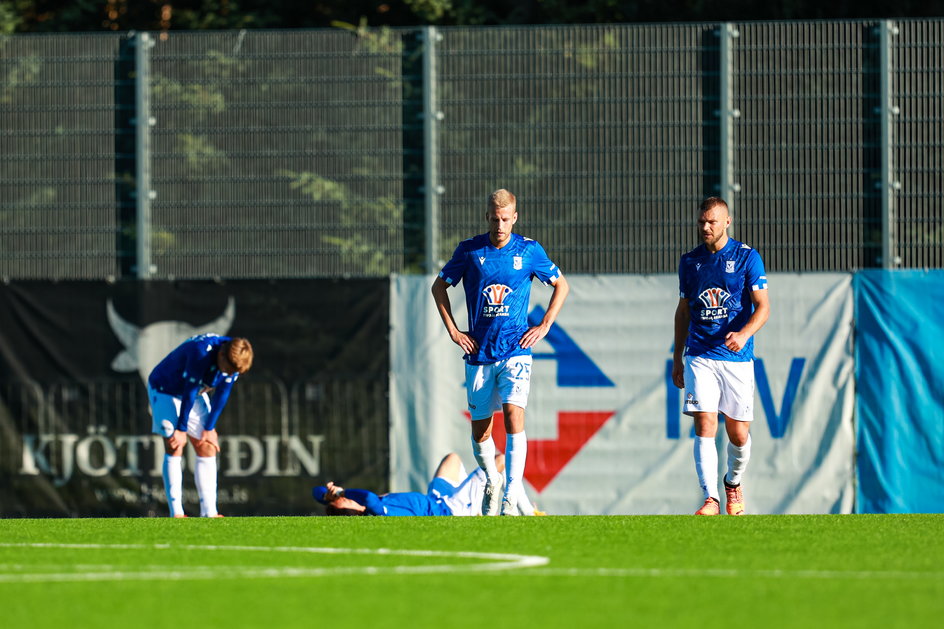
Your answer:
[683,355,755,422]
[441,468,487,517]
[148,384,212,439]
[465,355,532,421]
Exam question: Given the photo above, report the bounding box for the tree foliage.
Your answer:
[4,0,944,34]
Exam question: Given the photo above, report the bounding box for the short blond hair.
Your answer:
[488,189,516,211]
[224,338,253,374]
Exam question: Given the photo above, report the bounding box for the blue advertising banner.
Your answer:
[855,270,944,513]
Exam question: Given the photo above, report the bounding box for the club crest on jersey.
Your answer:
[726,260,735,273]
[513,256,523,270]
[482,283,513,317]
[697,287,731,320]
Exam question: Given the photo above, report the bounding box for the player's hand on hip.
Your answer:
[724,331,748,352]
[451,330,479,355]
[519,323,549,349]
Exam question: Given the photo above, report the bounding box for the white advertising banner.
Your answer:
[390,274,854,515]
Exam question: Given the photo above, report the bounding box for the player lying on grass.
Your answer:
[313,452,544,516]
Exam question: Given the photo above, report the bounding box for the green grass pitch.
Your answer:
[1,514,942,628]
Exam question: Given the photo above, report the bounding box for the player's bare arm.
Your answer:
[520,274,570,349]
[672,298,690,389]
[431,276,480,355]
[724,288,770,352]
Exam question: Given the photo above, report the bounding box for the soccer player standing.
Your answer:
[672,197,769,515]
[431,189,569,516]
[148,334,253,517]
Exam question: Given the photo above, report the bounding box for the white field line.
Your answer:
[526,567,944,581]
[4,543,939,583]
[0,543,549,583]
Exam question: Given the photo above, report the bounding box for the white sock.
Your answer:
[504,431,527,504]
[725,434,752,486]
[694,436,720,501]
[162,455,184,517]
[472,437,501,483]
[516,489,536,516]
[194,455,218,517]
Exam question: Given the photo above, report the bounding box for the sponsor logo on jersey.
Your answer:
[482,283,513,317]
[513,256,523,270]
[697,287,731,320]
[478,256,486,265]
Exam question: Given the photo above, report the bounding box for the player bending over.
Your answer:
[148,334,253,517]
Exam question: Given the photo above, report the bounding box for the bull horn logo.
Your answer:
[107,297,236,382]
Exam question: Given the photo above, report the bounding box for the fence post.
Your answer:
[422,26,442,274]
[879,20,901,269]
[719,23,740,215]
[134,32,155,279]
[401,30,425,272]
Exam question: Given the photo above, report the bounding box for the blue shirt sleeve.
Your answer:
[176,387,200,432]
[175,346,210,431]
[678,252,696,299]
[745,249,768,292]
[438,243,468,286]
[205,380,233,431]
[343,489,386,515]
[529,241,562,285]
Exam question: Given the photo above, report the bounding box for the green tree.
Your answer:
[8,1,944,34]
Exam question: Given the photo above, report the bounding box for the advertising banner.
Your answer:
[391,274,855,515]
[0,279,389,517]
[855,270,944,513]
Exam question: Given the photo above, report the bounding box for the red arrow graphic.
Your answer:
[465,411,614,493]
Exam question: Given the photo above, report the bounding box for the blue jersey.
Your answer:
[148,334,240,431]
[438,233,562,365]
[313,485,453,516]
[678,238,768,362]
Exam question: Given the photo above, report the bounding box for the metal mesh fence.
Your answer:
[148,29,411,278]
[893,21,944,269]
[731,21,882,272]
[436,24,718,274]
[0,34,125,279]
[0,21,942,279]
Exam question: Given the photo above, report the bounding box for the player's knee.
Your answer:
[470,417,493,441]
[440,452,460,467]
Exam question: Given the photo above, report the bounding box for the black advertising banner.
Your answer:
[0,279,389,517]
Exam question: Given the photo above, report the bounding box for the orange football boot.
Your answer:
[724,480,745,516]
[695,497,720,515]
